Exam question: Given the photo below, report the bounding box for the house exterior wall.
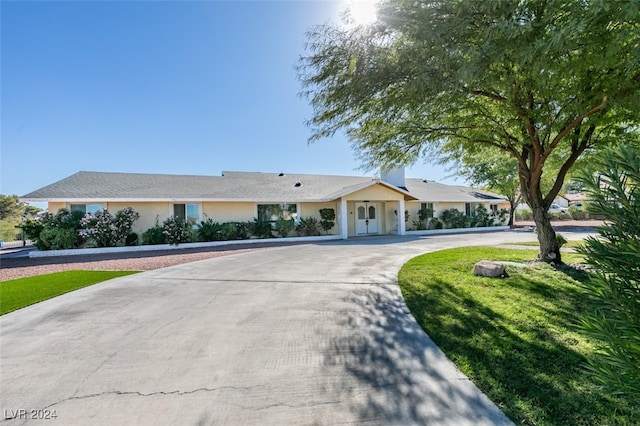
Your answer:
[108,202,171,234]
[300,202,339,234]
[202,202,255,223]
[342,185,404,202]
[48,202,66,213]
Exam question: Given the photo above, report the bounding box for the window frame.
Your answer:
[70,203,104,215]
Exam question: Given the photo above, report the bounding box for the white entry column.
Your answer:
[339,198,348,239]
[397,199,406,235]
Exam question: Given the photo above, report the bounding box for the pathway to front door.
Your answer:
[356,202,380,235]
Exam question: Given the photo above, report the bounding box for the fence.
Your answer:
[0,240,32,249]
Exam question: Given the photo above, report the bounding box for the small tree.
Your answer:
[318,208,336,234]
[162,216,191,246]
[81,207,139,247]
[576,144,640,400]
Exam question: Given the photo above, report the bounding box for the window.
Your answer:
[420,202,434,218]
[257,203,298,223]
[174,203,199,226]
[490,204,498,214]
[357,206,366,220]
[368,205,376,220]
[465,203,472,216]
[70,204,103,215]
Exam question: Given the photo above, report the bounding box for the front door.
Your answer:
[356,202,380,235]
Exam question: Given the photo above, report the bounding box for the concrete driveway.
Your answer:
[0,230,592,425]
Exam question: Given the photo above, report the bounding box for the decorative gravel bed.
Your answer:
[0,242,293,281]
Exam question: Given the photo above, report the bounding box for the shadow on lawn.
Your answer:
[401,275,637,425]
[318,284,512,425]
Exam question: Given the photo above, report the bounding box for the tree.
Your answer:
[443,146,522,226]
[0,195,24,221]
[576,144,640,400]
[299,0,640,262]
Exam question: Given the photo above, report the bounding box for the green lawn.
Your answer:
[508,239,586,248]
[399,247,638,425]
[1,270,139,315]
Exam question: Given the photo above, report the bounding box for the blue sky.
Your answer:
[1,0,458,198]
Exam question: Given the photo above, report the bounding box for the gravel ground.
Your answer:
[0,242,297,281]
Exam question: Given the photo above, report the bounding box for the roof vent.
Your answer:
[294,181,302,187]
[278,172,285,176]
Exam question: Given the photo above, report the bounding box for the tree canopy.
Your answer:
[299,0,639,261]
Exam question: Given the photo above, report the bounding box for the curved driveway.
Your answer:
[1,230,591,425]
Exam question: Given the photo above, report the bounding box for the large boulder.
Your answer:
[473,260,507,278]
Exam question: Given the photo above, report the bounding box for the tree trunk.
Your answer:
[531,205,561,263]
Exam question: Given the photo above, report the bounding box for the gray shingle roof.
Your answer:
[21,171,506,203]
[21,171,415,202]
[404,178,507,202]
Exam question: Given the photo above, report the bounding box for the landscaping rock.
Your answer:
[473,260,507,278]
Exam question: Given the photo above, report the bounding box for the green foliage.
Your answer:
[141,218,166,245]
[197,217,224,242]
[471,204,494,228]
[556,233,568,248]
[412,219,427,231]
[28,209,85,250]
[295,217,321,236]
[417,207,432,222]
[37,227,77,250]
[299,0,640,261]
[1,270,138,315]
[576,144,640,401]
[318,208,336,234]
[125,232,138,246]
[162,216,192,246]
[0,194,23,221]
[399,246,639,424]
[80,207,140,247]
[274,219,294,238]
[251,218,273,239]
[516,208,533,221]
[439,209,469,229]
[428,217,443,230]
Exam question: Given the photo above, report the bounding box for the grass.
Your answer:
[1,270,139,315]
[398,247,638,425]
[508,239,586,248]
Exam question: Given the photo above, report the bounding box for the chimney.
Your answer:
[380,167,406,190]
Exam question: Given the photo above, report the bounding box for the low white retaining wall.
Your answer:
[29,234,343,258]
[406,225,510,237]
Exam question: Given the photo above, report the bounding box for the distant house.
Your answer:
[21,169,510,239]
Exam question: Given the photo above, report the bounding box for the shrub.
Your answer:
[275,219,294,237]
[197,217,224,242]
[220,222,240,240]
[516,208,533,221]
[428,217,443,229]
[163,216,192,245]
[37,227,77,250]
[576,144,640,401]
[296,217,320,236]
[319,208,336,234]
[473,204,494,227]
[80,207,140,247]
[236,221,251,240]
[440,208,468,228]
[142,219,166,245]
[251,218,273,239]
[412,219,427,230]
[20,217,45,241]
[125,232,138,246]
